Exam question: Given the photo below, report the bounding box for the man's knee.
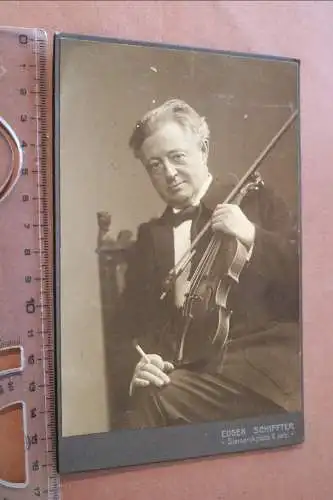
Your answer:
[129,384,166,428]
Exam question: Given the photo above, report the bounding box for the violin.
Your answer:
[176,171,264,364]
[160,109,299,365]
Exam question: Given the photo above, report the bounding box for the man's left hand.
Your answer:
[211,204,255,247]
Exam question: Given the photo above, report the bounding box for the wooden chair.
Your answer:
[96,211,135,429]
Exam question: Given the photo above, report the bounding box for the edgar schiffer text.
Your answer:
[220,422,296,446]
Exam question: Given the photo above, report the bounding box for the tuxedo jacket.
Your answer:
[114,185,301,411]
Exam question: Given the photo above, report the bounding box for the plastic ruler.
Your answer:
[0,27,60,499]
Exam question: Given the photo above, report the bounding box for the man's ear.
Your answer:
[201,139,209,161]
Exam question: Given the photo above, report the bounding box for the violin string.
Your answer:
[205,238,222,284]
[200,236,221,282]
[188,235,221,296]
[183,238,216,316]
[190,238,215,288]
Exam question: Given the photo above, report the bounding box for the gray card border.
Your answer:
[58,412,304,475]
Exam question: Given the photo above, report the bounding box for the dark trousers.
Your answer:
[129,367,286,429]
[127,322,301,429]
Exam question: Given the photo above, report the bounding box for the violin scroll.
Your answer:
[232,171,264,206]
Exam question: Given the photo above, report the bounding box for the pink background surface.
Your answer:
[1,1,333,499]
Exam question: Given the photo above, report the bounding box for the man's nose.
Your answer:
[163,159,177,180]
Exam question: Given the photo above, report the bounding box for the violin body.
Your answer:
[175,233,252,364]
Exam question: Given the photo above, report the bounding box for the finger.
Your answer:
[132,378,150,387]
[139,370,169,387]
[212,208,235,220]
[214,203,234,212]
[211,215,230,229]
[212,212,232,225]
[163,361,175,372]
[146,354,165,370]
[211,219,234,236]
[211,215,231,227]
[140,364,171,383]
[212,209,239,227]
[137,356,163,371]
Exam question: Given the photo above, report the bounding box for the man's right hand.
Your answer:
[131,354,174,391]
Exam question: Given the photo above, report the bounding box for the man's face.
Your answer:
[139,120,210,209]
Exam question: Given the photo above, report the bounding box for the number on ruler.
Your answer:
[18,34,28,45]
[26,297,36,313]
[28,354,35,365]
[26,433,38,448]
[29,381,37,392]
[32,459,40,471]
[34,486,41,497]
[25,432,38,452]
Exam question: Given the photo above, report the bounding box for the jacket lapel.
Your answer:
[151,208,174,287]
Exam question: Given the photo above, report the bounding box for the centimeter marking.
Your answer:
[0,27,59,499]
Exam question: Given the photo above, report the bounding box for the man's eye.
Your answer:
[171,153,186,162]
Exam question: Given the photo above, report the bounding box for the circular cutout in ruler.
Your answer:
[0,116,23,202]
[0,26,59,499]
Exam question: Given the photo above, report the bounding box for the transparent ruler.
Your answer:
[0,26,60,499]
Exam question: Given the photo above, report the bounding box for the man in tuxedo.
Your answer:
[117,98,301,428]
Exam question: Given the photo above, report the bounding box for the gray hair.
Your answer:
[129,99,210,157]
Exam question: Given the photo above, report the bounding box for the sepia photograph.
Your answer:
[54,33,303,473]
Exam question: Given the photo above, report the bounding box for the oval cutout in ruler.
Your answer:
[0,26,60,499]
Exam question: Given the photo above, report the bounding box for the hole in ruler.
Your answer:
[0,131,12,192]
[0,401,27,487]
[0,116,23,202]
[0,346,24,378]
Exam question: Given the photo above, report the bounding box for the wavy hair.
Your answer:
[129,99,210,157]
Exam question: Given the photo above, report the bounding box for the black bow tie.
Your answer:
[169,205,200,227]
